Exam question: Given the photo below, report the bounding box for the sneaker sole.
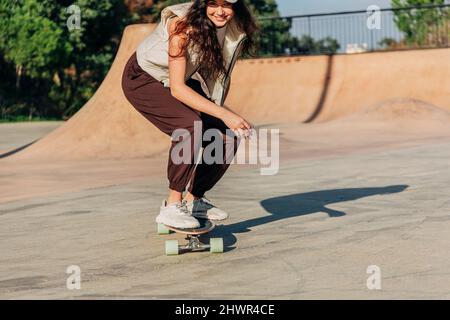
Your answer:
[156,216,200,229]
[192,214,228,221]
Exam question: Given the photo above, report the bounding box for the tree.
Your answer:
[0,0,68,119]
[283,35,340,56]
[0,0,135,120]
[124,0,154,22]
[392,0,450,47]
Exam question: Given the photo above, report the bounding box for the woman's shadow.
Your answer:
[208,185,408,252]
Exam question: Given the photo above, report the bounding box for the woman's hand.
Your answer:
[221,110,253,139]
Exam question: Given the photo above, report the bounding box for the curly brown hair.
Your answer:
[168,0,258,85]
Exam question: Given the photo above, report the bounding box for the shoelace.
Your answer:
[181,197,214,212]
[199,196,214,207]
[175,201,192,216]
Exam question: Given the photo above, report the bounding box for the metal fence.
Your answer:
[255,3,450,57]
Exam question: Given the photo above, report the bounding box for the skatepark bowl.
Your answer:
[1,24,450,299]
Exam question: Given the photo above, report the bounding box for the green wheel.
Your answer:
[210,238,224,253]
[157,223,170,235]
[165,240,179,255]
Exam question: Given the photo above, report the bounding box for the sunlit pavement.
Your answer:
[1,134,449,299]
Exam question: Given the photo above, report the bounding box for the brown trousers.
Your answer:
[121,52,239,197]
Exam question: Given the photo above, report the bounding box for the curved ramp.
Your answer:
[226,48,450,124]
[7,24,167,162]
[5,23,450,162]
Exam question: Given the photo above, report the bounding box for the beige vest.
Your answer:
[136,1,247,106]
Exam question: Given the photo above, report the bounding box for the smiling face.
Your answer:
[206,0,235,28]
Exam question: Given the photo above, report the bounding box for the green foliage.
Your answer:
[280,35,340,56]
[0,115,60,123]
[0,1,67,78]
[150,0,187,21]
[0,0,340,122]
[0,0,135,121]
[378,37,402,49]
[391,0,450,46]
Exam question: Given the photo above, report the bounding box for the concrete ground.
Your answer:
[1,121,449,299]
[0,121,63,157]
[2,29,449,300]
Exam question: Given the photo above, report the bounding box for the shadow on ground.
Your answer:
[210,185,409,252]
[0,140,38,159]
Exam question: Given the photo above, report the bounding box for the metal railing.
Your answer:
[255,3,450,57]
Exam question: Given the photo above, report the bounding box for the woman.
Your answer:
[122,0,258,228]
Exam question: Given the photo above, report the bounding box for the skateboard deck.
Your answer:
[164,218,215,235]
[157,219,223,255]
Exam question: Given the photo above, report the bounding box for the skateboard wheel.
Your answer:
[210,238,223,253]
[165,240,179,255]
[157,223,170,235]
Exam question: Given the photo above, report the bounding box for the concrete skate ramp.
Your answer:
[227,48,450,124]
[7,23,450,162]
[334,98,450,126]
[8,24,167,162]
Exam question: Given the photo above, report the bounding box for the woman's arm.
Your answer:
[168,17,225,120]
[167,17,252,136]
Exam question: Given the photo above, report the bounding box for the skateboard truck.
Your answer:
[157,221,223,255]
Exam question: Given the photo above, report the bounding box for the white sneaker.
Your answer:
[155,200,200,229]
[185,197,229,221]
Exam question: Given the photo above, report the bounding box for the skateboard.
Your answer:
[157,219,224,255]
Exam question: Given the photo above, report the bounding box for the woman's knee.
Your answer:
[170,113,203,139]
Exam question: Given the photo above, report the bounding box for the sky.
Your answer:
[275,0,450,16]
[275,0,393,16]
[274,0,450,53]
[274,0,395,53]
